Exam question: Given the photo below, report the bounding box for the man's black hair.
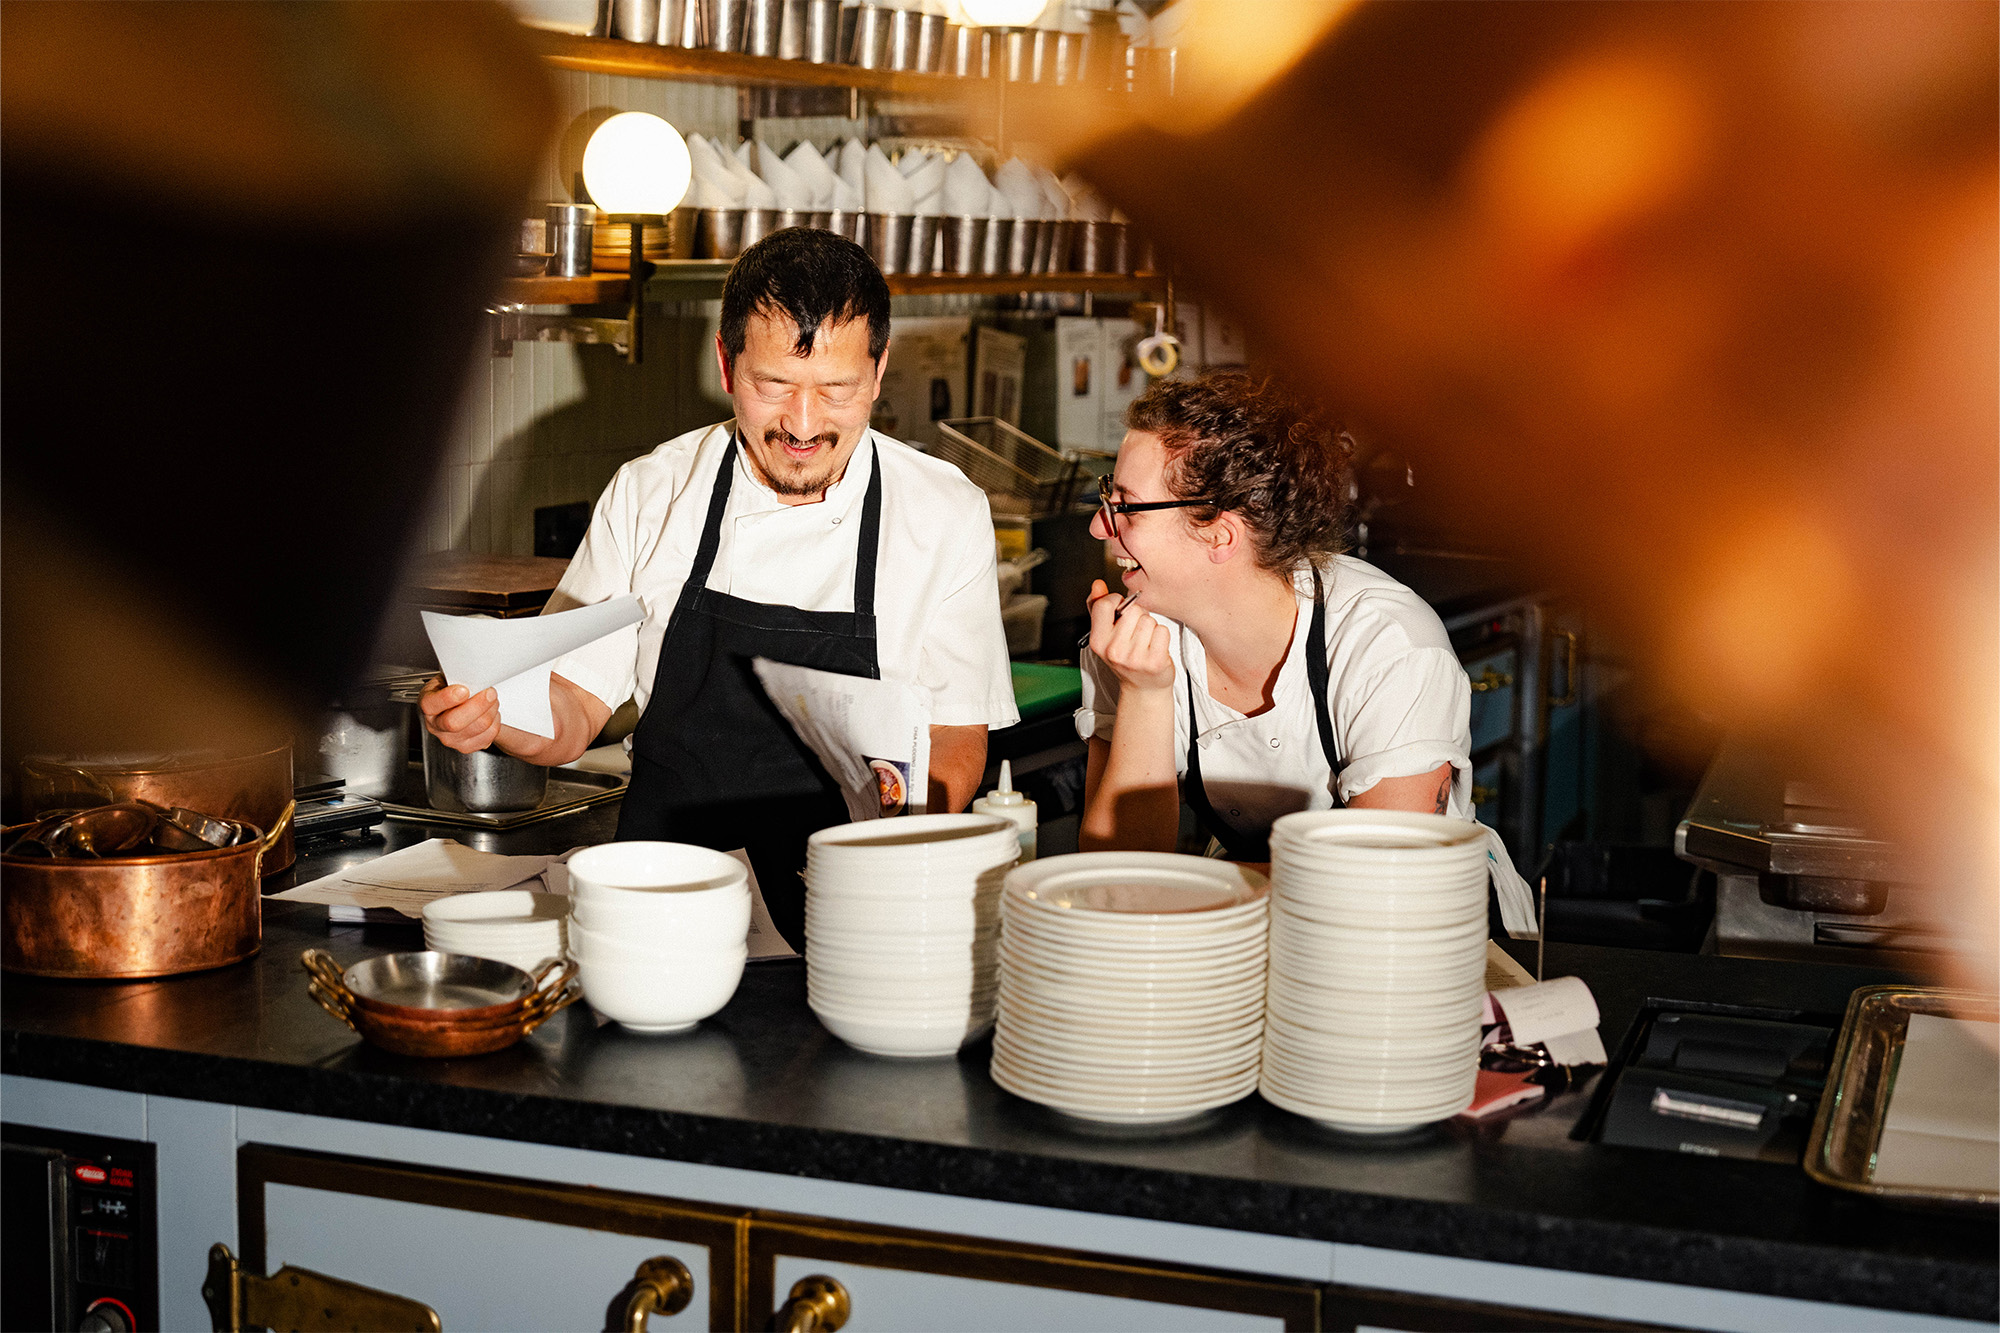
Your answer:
[719,227,891,364]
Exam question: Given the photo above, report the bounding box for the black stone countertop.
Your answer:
[4,808,1994,1321]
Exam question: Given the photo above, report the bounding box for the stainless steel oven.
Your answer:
[1,1125,157,1332]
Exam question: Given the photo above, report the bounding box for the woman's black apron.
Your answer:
[1181,569,1340,863]
[616,434,882,948]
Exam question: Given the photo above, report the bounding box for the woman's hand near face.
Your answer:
[1087,579,1174,692]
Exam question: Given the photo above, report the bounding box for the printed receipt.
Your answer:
[1492,975,1608,1066]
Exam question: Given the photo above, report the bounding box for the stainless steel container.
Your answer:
[825,208,865,243]
[922,19,956,74]
[1004,216,1036,274]
[799,0,839,61]
[741,207,781,248]
[546,203,595,278]
[706,0,749,51]
[978,216,1012,275]
[774,207,812,232]
[1073,219,1129,274]
[905,214,940,275]
[940,216,987,274]
[1001,27,1029,81]
[1028,217,1053,272]
[422,731,548,814]
[1027,28,1055,82]
[610,0,661,43]
[949,24,987,77]
[1042,219,1074,273]
[663,205,699,259]
[1052,30,1081,85]
[665,0,703,45]
[745,0,784,56]
[777,0,807,57]
[886,7,920,70]
[807,209,834,231]
[863,212,912,274]
[848,4,892,68]
[697,207,747,258]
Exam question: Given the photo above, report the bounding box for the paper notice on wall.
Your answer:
[422,595,643,739]
[1054,317,1103,452]
[751,658,931,822]
[972,325,1028,426]
[873,316,970,448]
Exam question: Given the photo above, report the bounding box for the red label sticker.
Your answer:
[71,1163,107,1184]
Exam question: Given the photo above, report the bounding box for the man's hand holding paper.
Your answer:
[419,596,643,753]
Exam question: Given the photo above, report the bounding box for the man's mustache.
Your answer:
[764,429,840,453]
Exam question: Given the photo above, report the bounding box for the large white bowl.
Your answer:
[811,1004,991,1058]
[575,944,746,1034]
[569,918,749,968]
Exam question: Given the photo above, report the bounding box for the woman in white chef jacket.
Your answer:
[1076,370,1473,862]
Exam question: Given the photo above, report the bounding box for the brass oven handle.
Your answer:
[1548,629,1580,708]
[621,1256,694,1332]
[776,1275,851,1333]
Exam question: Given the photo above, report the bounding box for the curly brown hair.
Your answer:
[1123,369,1355,575]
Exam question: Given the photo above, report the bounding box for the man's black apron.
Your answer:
[616,434,882,948]
[1181,569,1340,863]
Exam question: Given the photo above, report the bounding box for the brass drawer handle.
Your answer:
[622,1256,694,1332]
[1469,668,1514,694]
[776,1275,850,1333]
[1471,785,1497,807]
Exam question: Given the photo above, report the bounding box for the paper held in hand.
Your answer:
[752,657,930,821]
[422,595,644,740]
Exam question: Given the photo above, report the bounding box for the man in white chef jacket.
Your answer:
[423,228,1018,945]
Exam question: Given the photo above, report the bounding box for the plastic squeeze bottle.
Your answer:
[972,760,1037,862]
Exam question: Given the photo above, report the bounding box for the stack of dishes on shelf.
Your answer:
[804,814,1018,1058]
[567,842,750,1035]
[993,853,1268,1125]
[1262,811,1490,1132]
[421,889,568,979]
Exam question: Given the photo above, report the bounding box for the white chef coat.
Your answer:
[1077,555,1472,830]
[547,423,1020,732]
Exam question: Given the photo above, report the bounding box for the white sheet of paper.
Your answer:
[422,595,643,739]
[1493,975,1600,1045]
[1485,940,1536,992]
[271,838,557,920]
[1883,1014,2000,1142]
[1873,1128,2000,1193]
[751,658,930,821]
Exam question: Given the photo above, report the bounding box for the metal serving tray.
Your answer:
[1803,985,1999,1209]
[377,763,625,830]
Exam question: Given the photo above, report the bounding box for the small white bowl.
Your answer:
[811,1005,991,1058]
[574,943,746,1034]
[569,918,748,968]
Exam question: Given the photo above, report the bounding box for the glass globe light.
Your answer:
[581,111,691,218]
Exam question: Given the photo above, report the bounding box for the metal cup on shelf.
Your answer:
[886,7,921,71]
[922,20,956,74]
[773,208,812,233]
[696,208,747,259]
[609,0,662,43]
[1004,218,1036,275]
[546,203,595,278]
[665,0,704,44]
[1001,28,1030,81]
[798,0,839,61]
[776,0,807,58]
[706,0,750,52]
[663,205,699,259]
[863,212,913,275]
[1073,220,1128,274]
[1042,219,1074,273]
[741,207,781,249]
[744,0,784,56]
[905,215,940,275]
[949,24,988,78]
[978,217,1011,275]
[825,209,865,243]
[847,4,892,68]
[940,216,987,275]
[807,209,833,232]
[1026,218,1054,273]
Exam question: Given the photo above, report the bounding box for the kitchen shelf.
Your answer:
[530,29,983,99]
[496,264,1161,305]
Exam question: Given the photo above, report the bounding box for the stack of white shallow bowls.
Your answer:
[805,814,1019,1058]
[422,889,567,978]
[1262,810,1491,1132]
[568,842,750,1035]
[993,853,1268,1124]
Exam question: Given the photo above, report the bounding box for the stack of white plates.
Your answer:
[1262,810,1491,1132]
[805,814,1019,1058]
[993,853,1268,1125]
[422,890,567,979]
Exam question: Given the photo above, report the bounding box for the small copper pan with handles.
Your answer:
[1,802,293,979]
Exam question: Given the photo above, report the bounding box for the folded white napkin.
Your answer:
[901,153,947,205]
[995,158,1048,220]
[687,134,748,205]
[742,172,778,210]
[830,175,863,212]
[913,190,943,216]
[758,145,811,210]
[1033,164,1072,220]
[686,177,735,210]
[864,143,915,213]
[784,141,840,209]
[896,147,931,178]
[735,139,757,169]
[942,153,992,217]
[1061,171,1111,222]
[1109,206,1130,225]
[836,138,868,200]
[986,180,1015,220]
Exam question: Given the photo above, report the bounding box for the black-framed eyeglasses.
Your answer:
[1096,474,1216,535]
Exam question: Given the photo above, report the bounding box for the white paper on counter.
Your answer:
[1492,975,1600,1046]
[422,595,642,739]
[1883,1014,2000,1143]
[751,657,930,821]
[272,838,578,921]
[731,848,798,962]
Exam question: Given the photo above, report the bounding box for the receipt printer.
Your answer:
[1596,1011,1834,1162]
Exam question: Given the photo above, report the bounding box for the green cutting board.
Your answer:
[1010,663,1082,722]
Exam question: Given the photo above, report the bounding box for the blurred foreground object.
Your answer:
[1,1,555,770]
[1044,0,1998,990]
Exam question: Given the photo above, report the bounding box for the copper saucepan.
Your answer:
[1,801,294,979]
[18,742,295,874]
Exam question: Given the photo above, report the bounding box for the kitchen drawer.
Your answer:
[238,1146,745,1331]
[747,1213,1319,1331]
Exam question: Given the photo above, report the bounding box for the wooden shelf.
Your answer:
[499,264,1161,306]
[530,30,986,100]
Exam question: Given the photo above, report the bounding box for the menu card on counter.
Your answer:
[1872,1014,2000,1193]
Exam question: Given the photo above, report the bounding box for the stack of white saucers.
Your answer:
[805,814,1019,1058]
[422,889,567,978]
[568,842,750,1035]
[1262,810,1491,1132]
[993,853,1268,1125]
